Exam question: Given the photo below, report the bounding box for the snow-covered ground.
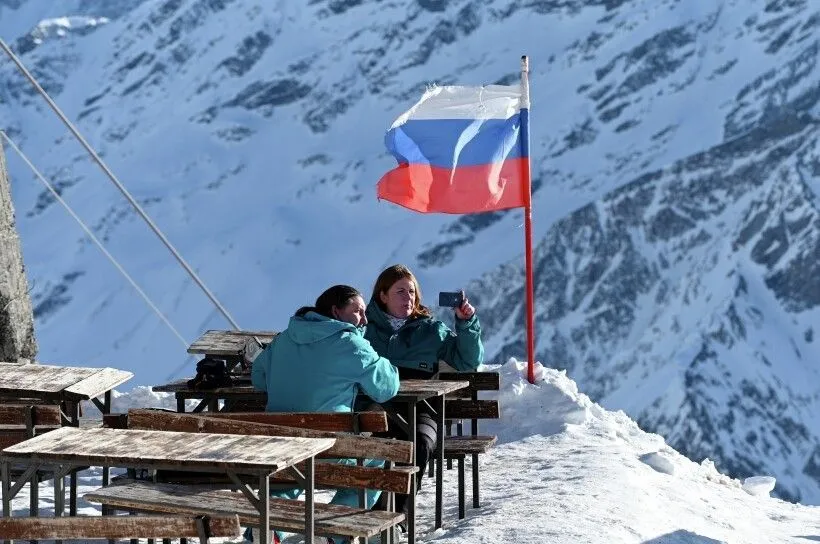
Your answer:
[6,360,818,543]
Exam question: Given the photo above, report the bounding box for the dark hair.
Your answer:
[371,264,431,319]
[295,285,363,319]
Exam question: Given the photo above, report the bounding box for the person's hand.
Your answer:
[455,291,475,320]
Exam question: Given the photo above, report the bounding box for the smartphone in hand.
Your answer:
[438,291,464,308]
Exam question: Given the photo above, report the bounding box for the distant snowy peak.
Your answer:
[14,16,110,55]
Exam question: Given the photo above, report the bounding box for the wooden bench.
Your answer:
[196,410,389,433]
[0,514,240,542]
[0,404,63,516]
[97,409,413,541]
[85,481,403,542]
[437,372,501,519]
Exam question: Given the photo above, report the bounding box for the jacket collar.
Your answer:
[366,298,426,333]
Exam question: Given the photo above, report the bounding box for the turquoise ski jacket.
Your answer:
[251,311,399,412]
[364,299,484,375]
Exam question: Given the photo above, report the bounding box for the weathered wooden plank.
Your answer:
[275,462,414,494]
[438,372,500,392]
[0,430,27,450]
[0,364,97,394]
[395,379,469,399]
[2,426,335,472]
[0,514,240,539]
[0,427,61,451]
[0,397,57,408]
[64,367,134,400]
[151,380,262,395]
[156,462,415,494]
[0,404,62,425]
[444,400,500,420]
[127,409,412,464]
[85,481,405,538]
[443,435,497,455]
[204,411,389,433]
[187,330,278,356]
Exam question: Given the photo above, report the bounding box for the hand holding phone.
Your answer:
[440,290,476,320]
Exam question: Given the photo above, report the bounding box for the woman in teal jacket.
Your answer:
[250,284,399,544]
[363,264,483,525]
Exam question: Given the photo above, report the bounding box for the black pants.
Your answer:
[374,400,438,516]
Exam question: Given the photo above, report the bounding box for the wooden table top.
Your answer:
[1,426,335,473]
[0,362,133,401]
[187,330,278,357]
[395,379,470,400]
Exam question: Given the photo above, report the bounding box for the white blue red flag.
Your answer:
[376,84,529,214]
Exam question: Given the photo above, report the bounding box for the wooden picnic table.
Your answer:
[152,378,467,414]
[187,329,278,356]
[152,378,262,413]
[185,330,278,377]
[151,376,469,543]
[0,362,132,410]
[0,361,133,513]
[0,426,335,544]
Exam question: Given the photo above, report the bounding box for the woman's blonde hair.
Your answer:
[371,264,432,319]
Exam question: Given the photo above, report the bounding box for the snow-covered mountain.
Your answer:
[1,0,819,507]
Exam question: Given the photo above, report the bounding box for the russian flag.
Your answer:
[376,84,529,214]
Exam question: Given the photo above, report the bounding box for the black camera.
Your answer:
[438,291,464,307]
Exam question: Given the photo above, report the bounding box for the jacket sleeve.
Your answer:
[438,313,484,371]
[347,334,400,403]
[250,340,274,392]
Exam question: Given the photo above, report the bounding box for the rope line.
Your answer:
[0,37,244,334]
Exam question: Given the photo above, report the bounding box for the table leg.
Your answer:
[69,405,79,516]
[258,474,270,544]
[435,394,445,529]
[1,461,10,517]
[30,470,39,544]
[102,391,111,487]
[304,457,315,544]
[54,467,65,517]
[2,462,9,544]
[406,402,417,544]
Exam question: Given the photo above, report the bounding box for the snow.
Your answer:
[6,359,818,543]
[743,476,778,498]
[640,452,677,476]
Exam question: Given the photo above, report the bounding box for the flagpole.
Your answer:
[520,55,536,384]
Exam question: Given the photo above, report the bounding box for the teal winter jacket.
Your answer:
[363,299,484,375]
[251,311,399,412]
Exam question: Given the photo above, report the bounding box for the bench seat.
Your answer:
[85,481,405,539]
[0,514,240,541]
[443,435,497,456]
